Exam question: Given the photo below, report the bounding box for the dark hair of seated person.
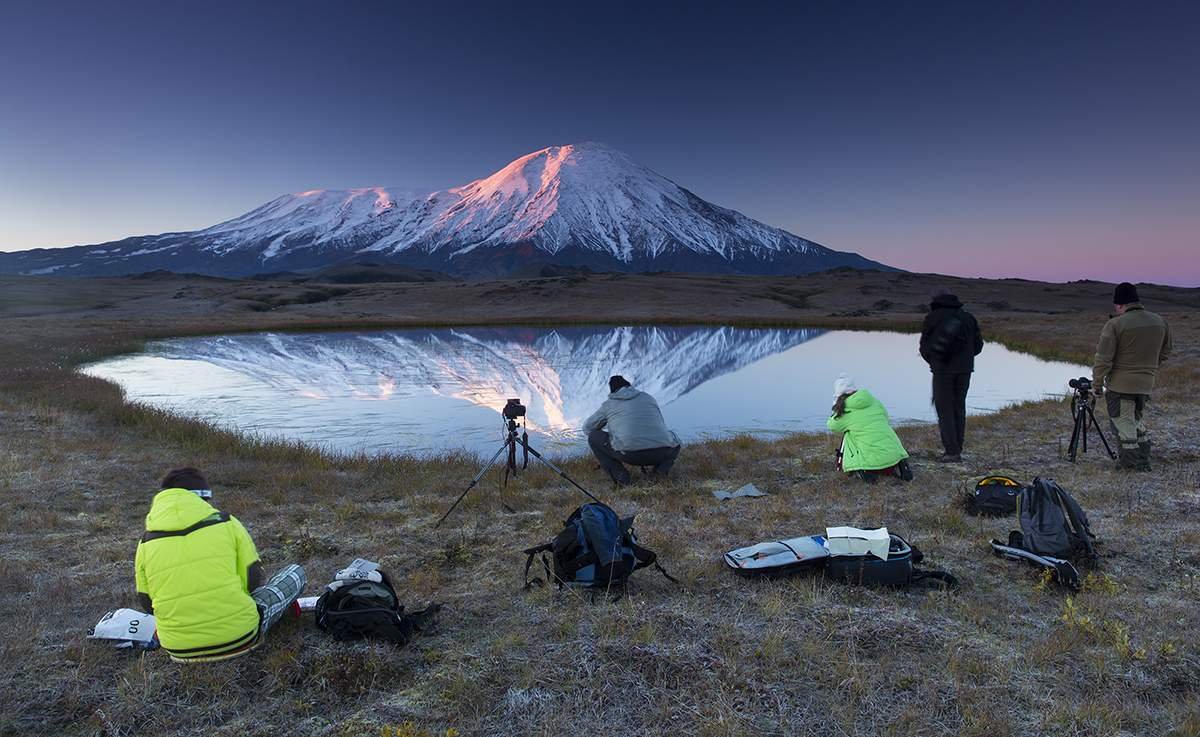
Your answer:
[160,467,209,492]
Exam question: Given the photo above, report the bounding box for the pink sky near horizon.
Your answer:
[834,217,1199,287]
[1,196,1195,286]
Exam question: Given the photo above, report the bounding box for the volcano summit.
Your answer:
[1,143,893,278]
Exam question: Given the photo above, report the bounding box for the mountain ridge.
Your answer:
[0,142,895,278]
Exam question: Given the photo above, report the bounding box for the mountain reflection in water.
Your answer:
[81,326,1088,457]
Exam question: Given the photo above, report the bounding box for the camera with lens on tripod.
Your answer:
[1066,376,1116,463]
[436,397,604,527]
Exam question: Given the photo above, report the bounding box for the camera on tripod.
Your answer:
[1065,375,1115,463]
[437,396,604,527]
[503,398,526,420]
[1068,376,1093,395]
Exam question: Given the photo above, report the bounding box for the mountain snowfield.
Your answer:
[1,143,892,278]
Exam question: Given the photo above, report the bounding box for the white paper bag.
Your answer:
[88,608,157,647]
[825,526,890,560]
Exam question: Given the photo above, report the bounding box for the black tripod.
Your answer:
[1067,390,1116,463]
[436,400,604,527]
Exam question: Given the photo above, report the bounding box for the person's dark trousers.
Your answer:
[932,372,971,456]
[588,430,680,486]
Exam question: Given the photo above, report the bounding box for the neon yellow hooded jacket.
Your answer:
[826,389,909,472]
[134,488,261,658]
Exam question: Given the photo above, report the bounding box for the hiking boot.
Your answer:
[937,453,963,463]
[1117,446,1141,471]
[1136,443,1152,472]
[897,459,914,481]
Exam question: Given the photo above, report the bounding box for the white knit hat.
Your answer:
[833,373,858,403]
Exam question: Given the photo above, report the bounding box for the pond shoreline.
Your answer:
[79,325,1089,461]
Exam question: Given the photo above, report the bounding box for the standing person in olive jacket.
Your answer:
[919,289,984,462]
[1093,282,1172,471]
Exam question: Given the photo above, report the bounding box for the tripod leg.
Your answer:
[1088,406,1117,459]
[436,442,509,528]
[524,442,606,506]
[1067,408,1084,462]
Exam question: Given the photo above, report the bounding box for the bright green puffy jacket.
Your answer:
[135,488,261,659]
[826,389,909,472]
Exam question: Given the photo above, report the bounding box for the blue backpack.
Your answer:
[523,503,676,592]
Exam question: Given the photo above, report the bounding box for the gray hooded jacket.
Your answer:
[583,387,680,452]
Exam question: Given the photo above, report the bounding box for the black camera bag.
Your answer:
[968,475,1023,516]
[825,534,957,589]
[315,569,440,644]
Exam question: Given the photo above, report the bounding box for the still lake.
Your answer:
[81,326,1088,457]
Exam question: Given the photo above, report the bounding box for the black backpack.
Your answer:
[1014,477,1097,560]
[523,503,676,592]
[927,312,966,361]
[991,478,1095,591]
[314,569,440,644]
[968,475,1023,516]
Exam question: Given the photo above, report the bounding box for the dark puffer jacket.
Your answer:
[919,294,984,373]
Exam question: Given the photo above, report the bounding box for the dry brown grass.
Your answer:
[0,271,1197,736]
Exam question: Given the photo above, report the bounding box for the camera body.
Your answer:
[503,398,526,420]
[1068,376,1092,393]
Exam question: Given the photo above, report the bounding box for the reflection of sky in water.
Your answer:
[81,327,1088,458]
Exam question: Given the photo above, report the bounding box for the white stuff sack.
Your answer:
[825,526,891,560]
[326,558,383,593]
[88,608,157,648]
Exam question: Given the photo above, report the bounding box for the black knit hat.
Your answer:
[160,467,209,491]
[1113,282,1139,305]
[608,375,632,393]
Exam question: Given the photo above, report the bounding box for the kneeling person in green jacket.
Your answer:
[826,375,913,483]
[135,467,306,662]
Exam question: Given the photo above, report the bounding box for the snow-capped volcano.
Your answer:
[1,143,893,277]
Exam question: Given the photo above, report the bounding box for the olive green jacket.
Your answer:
[1092,304,1172,395]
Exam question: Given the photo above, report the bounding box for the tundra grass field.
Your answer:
[1,271,1198,737]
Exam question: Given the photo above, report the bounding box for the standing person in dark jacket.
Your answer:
[919,289,984,462]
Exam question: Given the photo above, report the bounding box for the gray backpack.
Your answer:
[1016,478,1097,559]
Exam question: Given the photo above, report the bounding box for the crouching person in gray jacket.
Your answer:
[583,375,681,486]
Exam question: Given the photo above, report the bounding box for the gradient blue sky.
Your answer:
[1,1,1197,285]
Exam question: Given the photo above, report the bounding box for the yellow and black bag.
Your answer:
[969,475,1023,516]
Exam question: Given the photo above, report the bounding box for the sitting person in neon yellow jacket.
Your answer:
[826,374,913,483]
[135,467,307,662]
